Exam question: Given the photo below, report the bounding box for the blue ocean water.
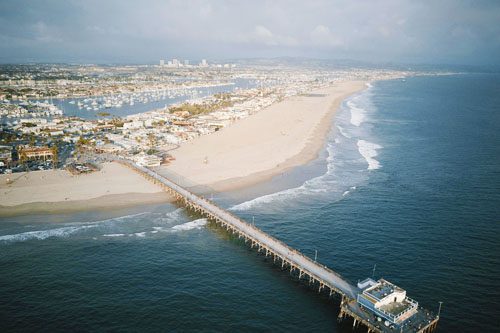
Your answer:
[1,74,499,332]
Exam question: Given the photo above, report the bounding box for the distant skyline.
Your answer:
[1,0,500,66]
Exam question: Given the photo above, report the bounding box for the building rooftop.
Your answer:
[365,279,404,301]
[380,298,415,316]
[343,298,438,333]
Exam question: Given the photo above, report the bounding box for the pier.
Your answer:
[118,160,440,333]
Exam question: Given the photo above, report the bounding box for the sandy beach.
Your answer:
[0,80,366,216]
[0,162,171,217]
[160,80,367,191]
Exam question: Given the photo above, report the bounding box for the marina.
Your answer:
[1,72,499,332]
[0,0,498,331]
[52,80,251,119]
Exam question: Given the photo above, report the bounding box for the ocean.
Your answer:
[1,73,499,332]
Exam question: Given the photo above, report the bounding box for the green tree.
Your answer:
[29,134,36,146]
[51,145,58,169]
[147,133,157,150]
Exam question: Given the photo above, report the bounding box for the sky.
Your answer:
[1,0,499,66]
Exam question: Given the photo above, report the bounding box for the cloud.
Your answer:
[310,25,343,47]
[250,25,298,46]
[231,25,298,47]
[0,0,499,65]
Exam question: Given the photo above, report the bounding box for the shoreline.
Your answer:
[207,82,367,192]
[164,80,368,193]
[0,192,171,218]
[0,162,173,218]
[0,80,368,218]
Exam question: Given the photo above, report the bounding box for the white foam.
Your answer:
[0,207,191,244]
[357,140,382,170]
[231,99,379,212]
[150,208,184,225]
[171,218,207,231]
[0,225,96,243]
[229,84,381,213]
[348,100,365,127]
[342,186,357,197]
[231,141,341,211]
[336,125,351,138]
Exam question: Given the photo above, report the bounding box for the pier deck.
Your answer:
[118,160,439,333]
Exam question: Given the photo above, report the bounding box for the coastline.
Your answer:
[0,162,173,217]
[0,80,368,217]
[163,80,368,192]
[208,85,363,192]
[0,192,171,218]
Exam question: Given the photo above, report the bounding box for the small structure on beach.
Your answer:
[67,162,99,175]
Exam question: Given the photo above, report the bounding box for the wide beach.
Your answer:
[160,80,367,192]
[0,80,367,216]
[0,163,171,217]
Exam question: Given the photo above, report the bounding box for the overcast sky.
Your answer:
[1,0,499,66]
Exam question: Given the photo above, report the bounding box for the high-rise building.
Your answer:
[160,59,165,66]
[200,59,208,67]
[172,59,179,67]
[184,60,189,66]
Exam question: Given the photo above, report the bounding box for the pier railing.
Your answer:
[115,159,439,333]
[117,159,359,299]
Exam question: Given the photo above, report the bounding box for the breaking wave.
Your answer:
[231,84,381,212]
[357,140,382,170]
[0,225,97,243]
[348,100,366,127]
[171,218,207,231]
[0,209,189,244]
[231,142,338,211]
[101,218,208,238]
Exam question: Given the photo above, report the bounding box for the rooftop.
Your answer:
[343,299,437,333]
[365,279,405,301]
[380,298,416,316]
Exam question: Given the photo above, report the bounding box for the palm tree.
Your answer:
[148,133,157,150]
[51,145,58,169]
